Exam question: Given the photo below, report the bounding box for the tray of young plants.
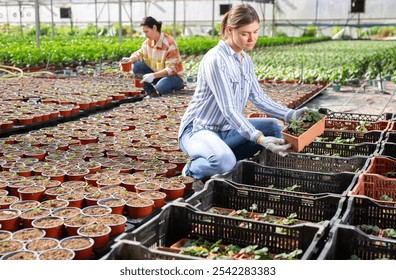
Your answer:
[298,140,380,157]
[113,203,327,260]
[325,119,391,132]
[315,130,384,145]
[348,172,396,206]
[339,196,396,241]
[215,160,358,197]
[318,108,394,122]
[317,224,396,260]
[184,179,344,227]
[282,110,326,152]
[252,148,369,174]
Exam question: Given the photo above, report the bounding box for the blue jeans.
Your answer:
[132,60,184,95]
[178,118,283,180]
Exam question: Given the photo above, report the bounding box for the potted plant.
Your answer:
[77,223,111,249]
[38,248,75,260]
[281,110,326,152]
[59,236,95,260]
[25,237,60,252]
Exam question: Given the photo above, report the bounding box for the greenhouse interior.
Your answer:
[0,0,395,261]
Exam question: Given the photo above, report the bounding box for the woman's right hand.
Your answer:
[258,136,291,157]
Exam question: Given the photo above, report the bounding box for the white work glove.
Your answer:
[141,73,155,83]
[258,136,291,157]
[287,107,309,122]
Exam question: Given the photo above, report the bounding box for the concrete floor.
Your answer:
[304,80,396,117]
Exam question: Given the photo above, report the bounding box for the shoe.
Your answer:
[147,91,161,98]
[182,162,190,177]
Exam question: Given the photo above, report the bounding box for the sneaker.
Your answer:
[182,162,190,177]
[148,91,161,98]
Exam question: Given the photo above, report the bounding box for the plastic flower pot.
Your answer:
[59,236,95,260]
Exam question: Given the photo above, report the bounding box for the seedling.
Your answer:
[380,194,393,202]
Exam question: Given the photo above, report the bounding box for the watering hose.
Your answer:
[0,64,54,80]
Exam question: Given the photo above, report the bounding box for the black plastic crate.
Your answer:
[318,224,396,260]
[379,142,396,158]
[115,203,326,260]
[185,179,345,226]
[318,108,393,122]
[217,160,358,196]
[340,196,396,229]
[325,119,391,132]
[301,141,379,157]
[319,130,384,144]
[384,132,396,143]
[253,149,369,173]
[102,240,200,260]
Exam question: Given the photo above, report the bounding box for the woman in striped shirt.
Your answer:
[123,16,184,97]
[178,4,307,180]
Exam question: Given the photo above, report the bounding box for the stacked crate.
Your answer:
[103,110,395,260]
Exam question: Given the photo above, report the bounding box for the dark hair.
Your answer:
[220,4,260,40]
[140,16,162,32]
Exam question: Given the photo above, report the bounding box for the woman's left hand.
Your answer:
[141,73,155,83]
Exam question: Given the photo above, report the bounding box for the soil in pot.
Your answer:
[56,192,85,209]
[0,249,38,260]
[0,209,21,231]
[17,185,46,201]
[81,205,112,217]
[40,199,69,210]
[99,185,126,195]
[32,216,64,239]
[26,237,60,252]
[12,227,46,242]
[0,240,24,257]
[138,191,166,208]
[77,223,111,249]
[0,195,20,209]
[38,248,75,260]
[64,214,95,236]
[134,182,161,194]
[20,207,51,228]
[113,190,139,201]
[52,206,82,219]
[95,213,127,236]
[169,176,195,192]
[97,197,125,215]
[125,197,154,219]
[44,186,72,200]
[0,230,12,241]
[84,191,112,206]
[66,167,90,181]
[160,182,186,200]
[59,236,95,260]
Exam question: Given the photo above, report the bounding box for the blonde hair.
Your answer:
[220,4,260,40]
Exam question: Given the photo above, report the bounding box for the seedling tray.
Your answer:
[340,196,396,229]
[325,119,391,132]
[114,203,326,260]
[185,179,345,226]
[216,160,358,196]
[365,156,396,176]
[253,149,369,173]
[300,141,380,157]
[318,224,396,260]
[349,173,396,206]
[102,239,200,260]
[319,130,384,144]
[379,142,396,158]
[318,108,393,122]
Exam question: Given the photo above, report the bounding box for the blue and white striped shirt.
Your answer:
[178,40,293,143]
